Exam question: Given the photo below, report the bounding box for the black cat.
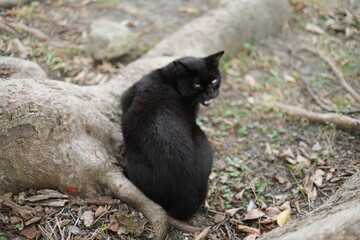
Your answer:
[121,51,224,220]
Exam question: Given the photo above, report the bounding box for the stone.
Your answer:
[88,19,136,61]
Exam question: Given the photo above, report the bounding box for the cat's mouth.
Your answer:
[202,99,213,106]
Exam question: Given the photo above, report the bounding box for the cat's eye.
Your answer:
[193,83,201,88]
[211,79,218,84]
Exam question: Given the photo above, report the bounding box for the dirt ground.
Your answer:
[1,0,360,240]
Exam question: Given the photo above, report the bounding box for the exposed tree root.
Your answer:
[103,170,201,240]
[301,46,360,102]
[257,100,360,132]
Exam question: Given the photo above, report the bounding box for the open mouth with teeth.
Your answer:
[202,99,213,106]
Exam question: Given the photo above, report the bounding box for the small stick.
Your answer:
[302,47,360,102]
[299,75,360,114]
[256,100,360,132]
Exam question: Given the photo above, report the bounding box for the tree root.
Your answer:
[102,170,201,240]
[257,100,360,132]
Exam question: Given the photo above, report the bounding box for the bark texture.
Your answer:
[0,0,292,239]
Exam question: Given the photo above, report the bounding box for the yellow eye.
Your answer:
[212,79,218,84]
[194,83,201,88]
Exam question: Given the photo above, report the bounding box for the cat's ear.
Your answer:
[204,51,225,68]
[173,60,190,75]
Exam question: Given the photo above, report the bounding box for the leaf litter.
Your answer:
[1,1,360,239]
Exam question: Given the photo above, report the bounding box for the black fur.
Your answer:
[121,51,224,220]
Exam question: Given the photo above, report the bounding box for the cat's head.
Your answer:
[173,51,224,106]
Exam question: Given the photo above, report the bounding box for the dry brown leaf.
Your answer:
[109,221,119,232]
[303,175,317,200]
[325,172,333,181]
[297,155,311,168]
[195,226,211,240]
[266,207,281,219]
[59,219,71,228]
[293,2,304,11]
[244,74,257,88]
[213,213,224,224]
[20,226,38,239]
[179,7,199,15]
[274,174,286,184]
[286,157,297,165]
[305,23,325,34]
[293,200,301,213]
[259,218,276,224]
[279,148,295,159]
[317,158,326,166]
[235,188,245,200]
[95,205,108,218]
[313,169,325,187]
[265,143,272,155]
[225,207,242,217]
[237,225,261,235]
[279,201,290,211]
[283,73,296,83]
[244,209,265,220]
[25,216,42,226]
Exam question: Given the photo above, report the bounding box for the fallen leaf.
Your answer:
[194,226,211,240]
[283,73,296,83]
[20,226,38,239]
[235,188,245,200]
[274,174,286,184]
[259,218,276,224]
[59,219,71,228]
[276,208,291,227]
[293,2,304,11]
[95,205,108,218]
[213,213,224,224]
[293,200,301,213]
[279,201,290,211]
[244,209,265,220]
[179,7,199,15]
[244,74,257,88]
[81,211,94,228]
[279,148,295,159]
[305,23,325,34]
[109,221,119,232]
[313,169,325,187]
[65,187,79,196]
[225,207,242,217]
[237,225,260,235]
[265,143,272,155]
[303,175,317,200]
[325,172,333,181]
[297,155,311,168]
[266,207,281,219]
[25,216,42,226]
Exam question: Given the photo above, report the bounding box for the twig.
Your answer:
[299,75,360,114]
[3,19,49,41]
[301,46,360,102]
[257,100,360,132]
